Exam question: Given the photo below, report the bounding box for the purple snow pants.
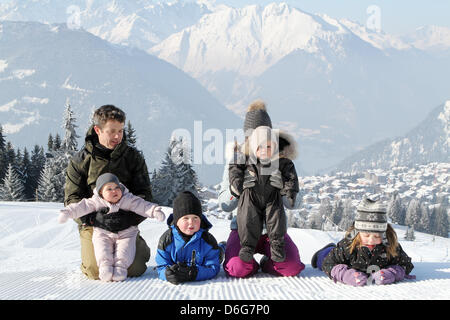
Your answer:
[223,230,305,278]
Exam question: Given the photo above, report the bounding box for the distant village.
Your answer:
[300,162,449,206]
[206,162,449,237]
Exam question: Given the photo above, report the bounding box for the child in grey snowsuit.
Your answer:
[229,103,299,263]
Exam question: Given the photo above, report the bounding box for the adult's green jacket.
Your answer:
[64,125,152,224]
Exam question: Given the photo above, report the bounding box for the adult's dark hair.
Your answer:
[92,105,126,128]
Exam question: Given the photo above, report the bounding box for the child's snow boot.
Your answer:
[311,243,336,270]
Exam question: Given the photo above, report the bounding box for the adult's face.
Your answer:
[94,120,124,150]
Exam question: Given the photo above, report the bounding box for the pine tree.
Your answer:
[330,199,344,226]
[0,125,5,151]
[4,142,15,169]
[29,145,46,200]
[19,147,33,201]
[417,203,430,233]
[151,140,177,206]
[151,137,201,207]
[387,192,405,225]
[36,157,68,202]
[172,137,200,196]
[126,120,137,149]
[0,125,6,180]
[61,103,79,152]
[0,163,25,201]
[15,148,22,167]
[433,199,449,238]
[36,160,56,201]
[150,169,159,196]
[338,198,354,231]
[405,199,421,229]
[47,134,54,152]
[53,134,61,151]
[37,106,80,202]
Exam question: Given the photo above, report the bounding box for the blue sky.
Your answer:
[203,0,450,35]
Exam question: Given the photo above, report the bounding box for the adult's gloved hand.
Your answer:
[90,208,146,232]
[373,265,405,285]
[93,207,127,232]
[331,264,368,286]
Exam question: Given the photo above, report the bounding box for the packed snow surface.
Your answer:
[0,202,449,300]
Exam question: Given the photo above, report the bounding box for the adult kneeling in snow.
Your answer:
[64,104,153,280]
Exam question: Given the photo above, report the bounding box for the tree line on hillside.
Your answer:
[0,104,201,208]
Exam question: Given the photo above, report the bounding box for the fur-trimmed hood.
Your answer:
[225,128,298,163]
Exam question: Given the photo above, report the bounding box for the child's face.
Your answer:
[256,140,273,160]
[359,232,382,250]
[176,214,201,236]
[100,182,122,203]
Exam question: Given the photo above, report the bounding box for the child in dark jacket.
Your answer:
[229,106,299,263]
[156,191,221,285]
[311,198,415,286]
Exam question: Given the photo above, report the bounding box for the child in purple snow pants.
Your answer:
[223,230,305,278]
[219,100,305,278]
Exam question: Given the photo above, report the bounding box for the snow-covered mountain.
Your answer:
[335,100,450,173]
[0,0,212,49]
[402,25,450,53]
[0,20,241,184]
[1,1,450,175]
[151,3,332,78]
[148,3,450,173]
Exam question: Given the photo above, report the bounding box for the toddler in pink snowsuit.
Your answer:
[58,173,165,282]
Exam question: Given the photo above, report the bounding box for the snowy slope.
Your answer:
[0,201,449,300]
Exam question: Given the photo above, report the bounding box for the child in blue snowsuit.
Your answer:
[156,191,222,285]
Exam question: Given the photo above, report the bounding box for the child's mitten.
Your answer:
[373,265,405,285]
[269,169,283,189]
[331,264,368,286]
[149,206,165,222]
[58,209,70,223]
[165,264,181,285]
[243,169,257,189]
